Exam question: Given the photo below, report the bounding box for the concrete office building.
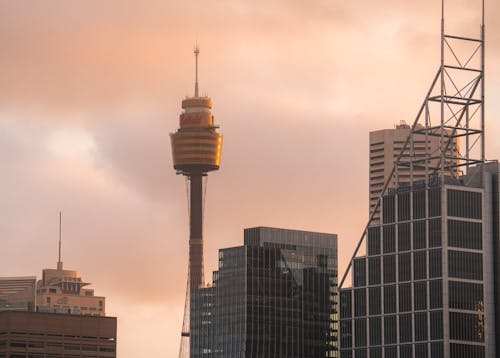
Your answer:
[191,227,339,357]
[339,162,499,357]
[369,122,458,223]
[0,277,36,312]
[0,310,116,358]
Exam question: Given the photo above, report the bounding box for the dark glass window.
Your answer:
[383,225,396,253]
[340,350,353,358]
[354,258,366,287]
[399,314,412,343]
[370,347,382,358]
[369,317,381,345]
[414,251,427,280]
[354,288,366,317]
[340,320,352,348]
[415,343,428,357]
[399,345,412,357]
[448,220,482,250]
[450,343,485,357]
[413,220,426,249]
[384,285,396,314]
[449,251,483,280]
[398,283,411,312]
[368,227,381,256]
[398,223,411,251]
[354,318,367,347]
[428,218,442,247]
[398,253,411,282]
[415,312,428,341]
[429,249,442,278]
[383,255,396,283]
[450,312,485,342]
[413,189,426,219]
[429,280,443,309]
[383,195,395,224]
[431,342,444,358]
[384,346,397,358]
[428,187,441,217]
[369,287,381,316]
[414,281,427,311]
[355,349,367,358]
[447,189,482,219]
[368,257,381,285]
[397,192,410,221]
[449,281,484,311]
[384,316,397,344]
[430,311,443,340]
[341,290,352,319]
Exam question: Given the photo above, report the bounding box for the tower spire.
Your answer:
[194,44,200,97]
[57,211,63,270]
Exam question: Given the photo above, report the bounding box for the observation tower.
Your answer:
[170,45,222,358]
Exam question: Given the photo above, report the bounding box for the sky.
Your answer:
[0,0,499,357]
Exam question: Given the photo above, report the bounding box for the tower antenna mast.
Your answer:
[57,211,63,270]
[194,44,200,97]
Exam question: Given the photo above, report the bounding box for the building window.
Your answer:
[397,192,410,221]
[413,220,426,249]
[429,249,442,278]
[354,288,367,317]
[450,312,485,342]
[447,189,482,219]
[413,251,427,280]
[414,312,428,341]
[354,259,366,287]
[383,226,396,253]
[384,286,396,314]
[383,195,396,224]
[369,287,381,316]
[383,255,396,283]
[413,190,426,219]
[428,187,441,217]
[398,223,411,251]
[354,318,367,347]
[414,281,427,311]
[384,316,397,345]
[398,253,411,282]
[398,283,411,312]
[369,317,381,346]
[450,343,485,357]
[368,227,381,255]
[428,218,441,247]
[368,257,381,285]
[430,311,443,340]
[449,251,483,280]
[448,220,482,250]
[399,314,412,343]
[449,281,484,311]
[431,342,444,358]
[429,280,443,309]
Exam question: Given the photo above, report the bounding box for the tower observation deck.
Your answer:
[170,45,222,358]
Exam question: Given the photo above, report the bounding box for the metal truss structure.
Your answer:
[340,0,486,289]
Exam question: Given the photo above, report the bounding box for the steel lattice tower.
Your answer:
[171,46,223,358]
[340,0,486,289]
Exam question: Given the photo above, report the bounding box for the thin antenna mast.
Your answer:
[57,211,63,270]
[194,44,200,97]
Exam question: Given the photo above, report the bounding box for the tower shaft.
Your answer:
[189,173,204,288]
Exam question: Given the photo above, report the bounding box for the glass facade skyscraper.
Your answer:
[191,227,338,357]
[339,163,500,357]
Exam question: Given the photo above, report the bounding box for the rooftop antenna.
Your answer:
[57,211,63,270]
[194,43,200,97]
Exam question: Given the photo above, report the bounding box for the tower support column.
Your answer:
[189,173,204,289]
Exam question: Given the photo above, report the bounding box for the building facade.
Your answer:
[36,268,105,316]
[369,123,459,223]
[191,227,339,357]
[0,278,36,312]
[340,163,499,357]
[0,310,116,358]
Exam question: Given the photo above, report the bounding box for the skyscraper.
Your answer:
[340,163,498,357]
[170,46,223,357]
[369,123,459,223]
[0,277,36,312]
[191,227,339,357]
[340,2,497,357]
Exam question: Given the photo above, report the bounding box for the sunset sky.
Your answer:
[0,1,499,356]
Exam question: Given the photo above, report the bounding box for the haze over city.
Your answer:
[1,1,499,357]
